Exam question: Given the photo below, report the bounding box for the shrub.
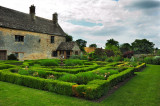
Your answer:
[18,69,29,75]
[0,64,14,70]
[105,50,114,57]
[65,59,83,66]
[40,59,59,66]
[76,72,104,84]
[123,51,134,58]
[113,56,124,62]
[58,74,77,83]
[144,57,153,64]
[8,54,18,60]
[69,55,81,59]
[152,56,160,65]
[97,69,119,77]
[106,58,113,62]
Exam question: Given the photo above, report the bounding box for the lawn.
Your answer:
[0,64,159,106]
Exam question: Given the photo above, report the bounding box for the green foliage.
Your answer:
[106,58,113,62]
[97,69,119,76]
[40,59,59,66]
[8,54,18,60]
[105,38,119,47]
[0,64,14,70]
[105,45,121,56]
[152,56,160,65]
[156,49,160,55]
[65,33,73,42]
[69,55,88,60]
[131,39,155,54]
[58,74,77,83]
[0,70,76,96]
[0,59,147,100]
[144,57,153,64]
[120,43,132,53]
[76,39,87,51]
[65,59,83,66]
[89,44,97,48]
[113,56,124,62]
[76,72,104,84]
[18,69,29,75]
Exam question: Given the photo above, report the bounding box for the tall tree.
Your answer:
[105,38,119,47]
[76,39,87,51]
[120,43,132,53]
[65,33,73,42]
[105,39,121,56]
[131,39,155,54]
[89,44,97,48]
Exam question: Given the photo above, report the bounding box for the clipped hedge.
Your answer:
[0,64,15,70]
[0,61,146,100]
[0,70,76,96]
[135,63,146,72]
[49,63,99,74]
[65,59,83,66]
[39,59,60,66]
[74,67,135,99]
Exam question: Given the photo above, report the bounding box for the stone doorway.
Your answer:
[0,50,7,60]
[66,51,71,59]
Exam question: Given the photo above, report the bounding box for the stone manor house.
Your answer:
[0,5,81,60]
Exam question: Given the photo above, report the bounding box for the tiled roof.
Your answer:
[0,5,66,36]
[57,42,78,50]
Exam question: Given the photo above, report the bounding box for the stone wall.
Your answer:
[0,27,66,60]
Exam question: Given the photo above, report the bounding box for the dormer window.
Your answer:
[15,35,24,42]
[51,36,54,43]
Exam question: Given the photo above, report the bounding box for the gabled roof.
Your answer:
[57,42,79,50]
[0,6,66,36]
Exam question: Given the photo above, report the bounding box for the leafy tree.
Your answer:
[76,39,87,51]
[131,39,155,54]
[105,45,121,56]
[120,43,132,53]
[105,38,119,47]
[89,44,97,48]
[105,39,121,56]
[65,33,73,42]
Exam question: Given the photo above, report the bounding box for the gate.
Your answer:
[0,50,7,60]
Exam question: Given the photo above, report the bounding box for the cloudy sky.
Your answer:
[0,0,160,48]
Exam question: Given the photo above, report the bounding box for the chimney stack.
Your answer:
[30,5,36,20]
[53,12,58,24]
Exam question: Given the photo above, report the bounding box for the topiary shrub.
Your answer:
[40,59,59,66]
[144,57,153,64]
[8,54,18,60]
[65,59,83,66]
[18,69,29,75]
[58,74,77,83]
[76,72,104,84]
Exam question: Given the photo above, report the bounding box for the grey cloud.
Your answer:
[125,0,160,13]
[133,1,160,9]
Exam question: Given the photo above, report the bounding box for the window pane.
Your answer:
[52,51,57,57]
[51,36,54,43]
[15,35,24,42]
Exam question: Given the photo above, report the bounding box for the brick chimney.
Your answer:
[30,5,36,20]
[53,12,58,24]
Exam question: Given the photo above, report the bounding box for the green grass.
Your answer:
[0,64,160,106]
